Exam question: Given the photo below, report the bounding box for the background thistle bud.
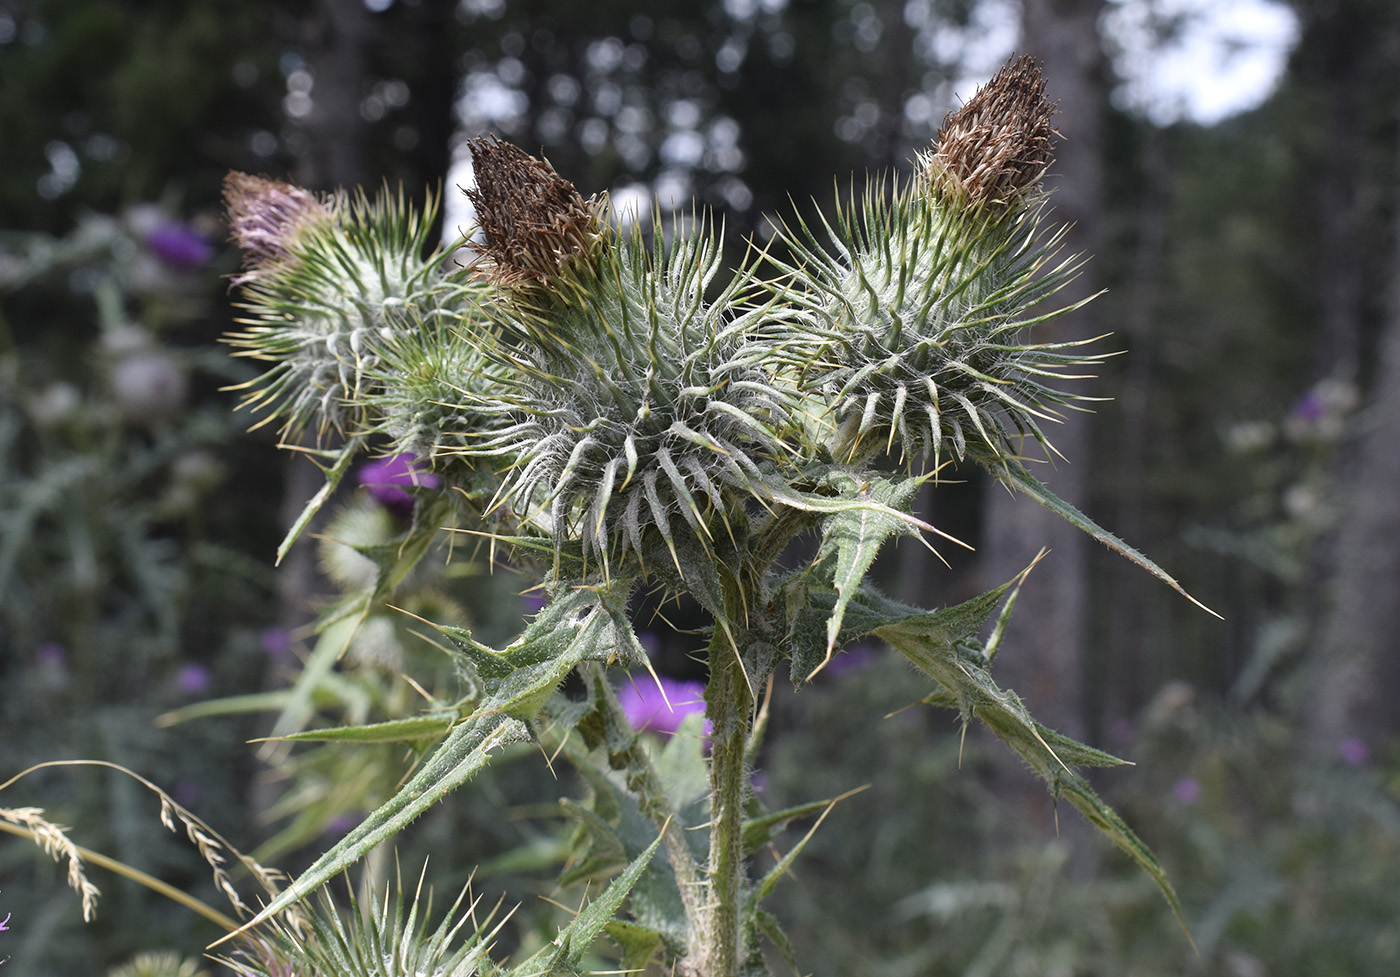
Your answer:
[464,136,602,288]
[223,176,481,444]
[922,54,1059,211]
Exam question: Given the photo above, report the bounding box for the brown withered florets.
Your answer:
[464,136,601,287]
[924,54,1059,210]
[223,172,331,283]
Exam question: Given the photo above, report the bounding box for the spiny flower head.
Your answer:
[464,135,603,289]
[223,177,487,445]
[761,54,1099,472]
[466,220,798,578]
[922,54,1059,212]
[446,141,797,578]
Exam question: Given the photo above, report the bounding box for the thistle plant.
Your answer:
[219,55,1209,976]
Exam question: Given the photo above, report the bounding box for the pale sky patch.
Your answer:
[1103,0,1300,126]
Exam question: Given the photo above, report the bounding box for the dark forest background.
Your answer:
[4,0,1400,974]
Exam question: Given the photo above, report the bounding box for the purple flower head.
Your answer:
[145,224,213,271]
[1338,736,1369,767]
[358,454,441,513]
[1172,776,1202,805]
[617,677,710,738]
[825,644,876,678]
[35,642,66,668]
[0,911,9,932]
[260,627,292,659]
[1292,391,1325,424]
[178,663,211,695]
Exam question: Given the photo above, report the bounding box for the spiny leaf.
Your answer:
[529,829,666,973]
[856,579,1188,931]
[216,713,530,944]
[268,714,456,745]
[741,798,844,856]
[809,473,925,679]
[275,437,364,564]
[216,591,638,944]
[996,458,1219,618]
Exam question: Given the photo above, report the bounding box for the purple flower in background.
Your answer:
[260,627,292,659]
[324,811,364,837]
[1172,776,1202,805]
[178,663,211,695]
[1110,718,1136,745]
[617,677,710,738]
[824,644,876,678]
[35,642,66,667]
[1292,391,1325,424]
[1338,736,1369,767]
[145,224,213,271]
[174,781,200,808]
[358,454,441,513]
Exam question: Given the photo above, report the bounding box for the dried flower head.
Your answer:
[223,172,332,282]
[464,136,601,287]
[923,54,1059,209]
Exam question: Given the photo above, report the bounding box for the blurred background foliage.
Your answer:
[3,0,1400,974]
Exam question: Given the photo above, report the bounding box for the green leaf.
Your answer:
[557,797,629,886]
[753,909,800,976]
[431,586,642,719]
[750,788,864,904]
[855,579,1188,930]
[808,472,925,678]
[222,713,531,942]
[271,714,455,744]
[603,919,667,972]
[741,799,835,856]
[155,689,300,727]
[527,830,665,974]
[275,437,364,565]
[220,589,638,941]
[997,458,1219,618]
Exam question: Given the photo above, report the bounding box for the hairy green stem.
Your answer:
[699,627,754,977]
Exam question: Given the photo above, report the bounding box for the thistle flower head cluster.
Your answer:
[216,55,1203,977]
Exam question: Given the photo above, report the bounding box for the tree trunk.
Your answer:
[1309,95,1400,754]
[980,0,1106,743]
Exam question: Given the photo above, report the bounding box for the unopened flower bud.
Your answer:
[923,54,1059,210]
[223,172,332,282]
[464,136,601,287]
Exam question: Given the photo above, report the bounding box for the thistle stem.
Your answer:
[700,628,754,977]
